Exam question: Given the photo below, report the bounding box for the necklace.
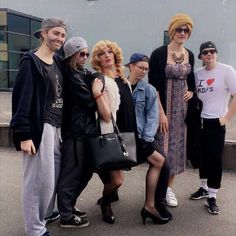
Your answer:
[172,52,185,64]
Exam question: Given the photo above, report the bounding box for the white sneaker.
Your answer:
[166,188,178,207]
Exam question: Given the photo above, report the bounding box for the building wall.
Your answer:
[1,0,235,69]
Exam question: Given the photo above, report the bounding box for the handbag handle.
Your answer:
[96,113,129,157]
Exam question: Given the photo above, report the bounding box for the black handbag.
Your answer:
[86,114,137,172]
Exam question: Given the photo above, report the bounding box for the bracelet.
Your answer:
[94,93,103,100]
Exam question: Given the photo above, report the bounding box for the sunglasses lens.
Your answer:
[176,28,189,34]
[202,50,216,55]
[80,52,90,57]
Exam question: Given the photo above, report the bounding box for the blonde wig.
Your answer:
[90,40,125,80]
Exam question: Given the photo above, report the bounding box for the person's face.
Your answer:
[173,24,190,44]
[200,48,218,64]
[130,61,149,80]
[75,48,89,68]
[98,46,115,69]
[42,27,66,51]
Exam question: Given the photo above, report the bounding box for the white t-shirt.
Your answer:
[195,62,236,119]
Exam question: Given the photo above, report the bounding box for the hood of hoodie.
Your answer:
[19,51,61,79]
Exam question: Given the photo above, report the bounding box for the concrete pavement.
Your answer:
[0,147,236,236]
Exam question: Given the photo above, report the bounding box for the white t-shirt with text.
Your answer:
[195,62,236,118]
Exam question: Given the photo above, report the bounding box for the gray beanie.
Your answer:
[63,37,88,60]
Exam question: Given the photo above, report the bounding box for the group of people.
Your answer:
[10,12,236,236]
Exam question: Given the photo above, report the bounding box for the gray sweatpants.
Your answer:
[22,123,61,236]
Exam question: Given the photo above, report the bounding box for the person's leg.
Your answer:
[155,160,172,219]
[45,127,62,221]
[189,126,210,200]
[141,150,169,225]
[205,122,225,214]
[144,151,164,212]
[98,170,124,224]
[57,138,91,227]
[23,123,55,236]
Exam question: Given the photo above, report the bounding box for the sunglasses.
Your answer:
[79,52,90,58]
[201,49,217,56]
[175,28,190,34]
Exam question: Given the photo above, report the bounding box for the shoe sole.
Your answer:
[45,215,60,224]
[59,221,90,228]
[166,202,178,208]
[204,202,219,215]
[189,195,209,200]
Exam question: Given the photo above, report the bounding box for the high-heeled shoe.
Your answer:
[101,200,115,224]
[141,207,169,225]
[157,199,173,220]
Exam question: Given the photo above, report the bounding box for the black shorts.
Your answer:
[137,138,165,164]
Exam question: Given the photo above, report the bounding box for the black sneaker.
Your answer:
[190,187,209,200]
[59,215,90,228]
[45,210,60,224]
[205,197,219,215]
[97,191,119,205]
[73,208,87,218]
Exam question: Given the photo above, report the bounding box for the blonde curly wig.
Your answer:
[90,40,125,80]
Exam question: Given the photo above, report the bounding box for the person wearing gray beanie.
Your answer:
[57,37,108,228]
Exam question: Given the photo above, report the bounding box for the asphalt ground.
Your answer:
[0,147,236,236]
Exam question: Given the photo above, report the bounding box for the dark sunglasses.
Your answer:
[79,52,90,58]
[175,28,190,34]
[201,49,217,56]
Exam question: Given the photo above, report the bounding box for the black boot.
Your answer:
[100,196,115,224]
[157,199,173,220]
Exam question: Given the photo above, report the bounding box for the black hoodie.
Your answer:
[10,51,62,151]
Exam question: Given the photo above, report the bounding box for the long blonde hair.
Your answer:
[90,40,125,80]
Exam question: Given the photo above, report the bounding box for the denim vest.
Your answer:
[132,79,159,142]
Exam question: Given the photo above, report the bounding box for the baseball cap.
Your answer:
[125,53,149,67]
[63,37,88,60]
[198,41,218,59]
[34,18,67,39]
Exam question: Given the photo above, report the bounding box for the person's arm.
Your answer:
[219,93,236,125]
[220,66,236,125]
[157,92,168,133]
[142,86,159,141]
[148,46,168,133]
[184,50,195,102]
[92,78,111,122]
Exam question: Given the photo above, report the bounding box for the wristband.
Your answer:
[94,93,103,100]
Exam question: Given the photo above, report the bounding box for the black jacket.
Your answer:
[61,67,103,139]
[10,52,62,151]
[148,45,195,112]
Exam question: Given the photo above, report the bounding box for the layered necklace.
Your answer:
[169,45,185,64]
[172,52,185,64]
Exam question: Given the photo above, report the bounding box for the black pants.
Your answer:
[57,138,93,220]
[199,118,226,189]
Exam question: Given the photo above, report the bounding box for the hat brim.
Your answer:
[34,30,42,39]
[124,62,131,67]
[62,53,74,61]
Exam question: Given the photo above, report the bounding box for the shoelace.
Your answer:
[74,216,82,223]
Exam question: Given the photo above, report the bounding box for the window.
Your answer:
[164,30,170,45]
[0,8,42,89]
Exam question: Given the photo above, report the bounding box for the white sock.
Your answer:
[200,179,208,191]
[208,187,218,199]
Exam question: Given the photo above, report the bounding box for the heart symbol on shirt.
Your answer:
[206,78,215,86]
